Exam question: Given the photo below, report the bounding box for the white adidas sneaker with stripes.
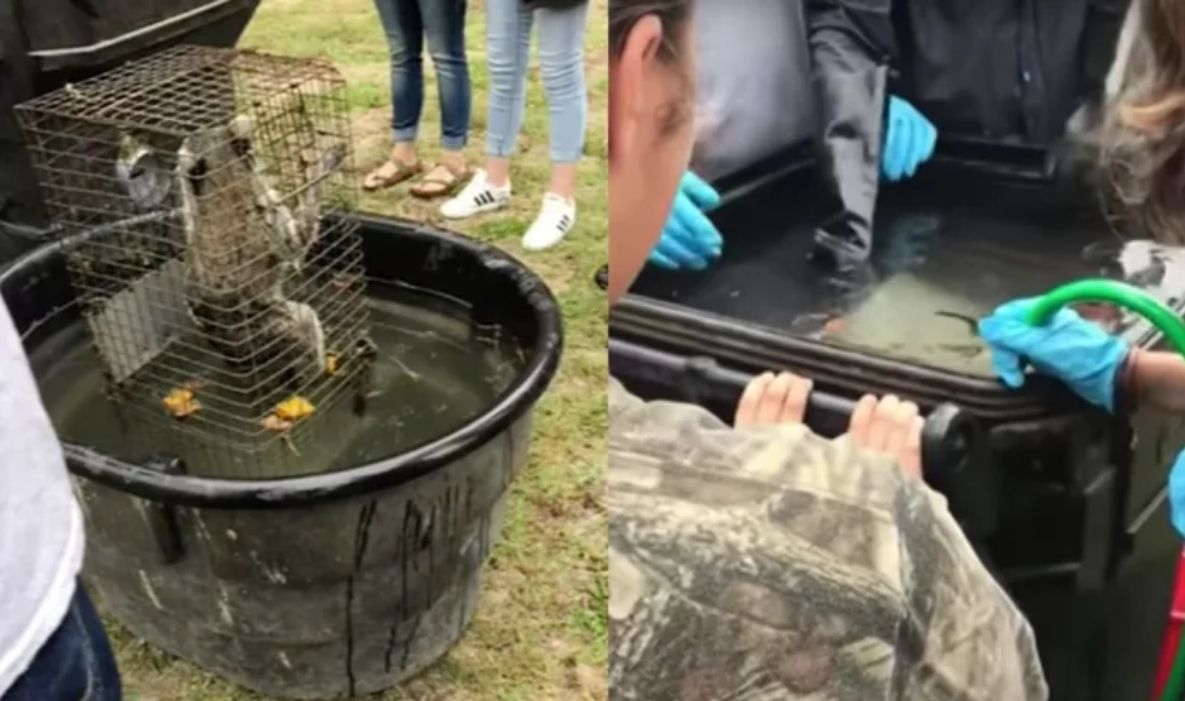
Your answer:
[522,193,577,251]
[440,169,511,219]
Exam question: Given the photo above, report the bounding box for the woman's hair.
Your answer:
[609,0,692,63]
[1102,0,1185,243]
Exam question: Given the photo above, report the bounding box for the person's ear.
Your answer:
[610,15,663,166]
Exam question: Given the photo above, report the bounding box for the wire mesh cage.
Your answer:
[16,45,374,464]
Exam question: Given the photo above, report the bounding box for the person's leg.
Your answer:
[3,584,121,701]
[537,2,587,196]
[366,0,426,189]
[440,0,531,218]
[74,586,119,701]
[484,0,533,187]
[411,0,471,197]
[521,2,588,250]
[421,0,469,156]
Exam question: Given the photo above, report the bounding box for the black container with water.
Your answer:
[3,213,562,699]
[610,148,1185,700]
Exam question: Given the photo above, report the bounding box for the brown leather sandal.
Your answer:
[409,161,470,199]
[362,157,422,191]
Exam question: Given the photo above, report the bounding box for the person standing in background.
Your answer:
[441,0,589,252]
[364,0,472,199]
[649,0,938,272]
[977,0,1185,540]
[889,0,1128,155]
[0,294,121,701]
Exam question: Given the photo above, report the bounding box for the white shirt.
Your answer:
[0,296,84,695]
[691,0,817,180]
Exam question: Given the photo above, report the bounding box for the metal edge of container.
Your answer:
[610,294,1078,421]
[709,136,1056,202]
[0,212,564,509]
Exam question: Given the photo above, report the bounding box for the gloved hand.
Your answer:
[1170,451,1185,538]
[649,171,723,271]
[978,297,1130,412]
[882,96,938,182]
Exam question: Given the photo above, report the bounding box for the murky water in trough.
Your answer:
[28,281,525,479]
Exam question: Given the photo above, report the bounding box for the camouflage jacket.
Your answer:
[608,378,1048,701]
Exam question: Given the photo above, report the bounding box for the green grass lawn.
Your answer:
[111,1,608,698]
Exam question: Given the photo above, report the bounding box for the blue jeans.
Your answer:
[374,0,471,149]
[3,584,121,701]
[485,0,588,163]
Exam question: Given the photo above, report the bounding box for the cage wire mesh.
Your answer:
[16,45,375,471]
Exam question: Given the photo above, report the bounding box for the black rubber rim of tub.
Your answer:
[2,213,563,509]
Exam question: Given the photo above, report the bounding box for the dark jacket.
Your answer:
[891,0,1130,147]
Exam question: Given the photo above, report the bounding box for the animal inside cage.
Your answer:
[16,45,375,459]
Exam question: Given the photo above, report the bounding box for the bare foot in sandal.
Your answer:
[363,152,422,191]
[410,154,469,199]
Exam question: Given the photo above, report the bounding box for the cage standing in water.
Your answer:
[16,46,375,477]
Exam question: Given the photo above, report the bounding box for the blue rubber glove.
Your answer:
[882,96,938,182]
[649,171,723,271]
[978,298,1130,412]
[1170,451,1185,538]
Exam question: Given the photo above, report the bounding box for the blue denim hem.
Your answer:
[392,127,419,144]
[441,134,468,150]
[485,137,517,158]
[548,150,584,164]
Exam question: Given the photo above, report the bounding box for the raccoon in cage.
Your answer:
[174,113,344,395]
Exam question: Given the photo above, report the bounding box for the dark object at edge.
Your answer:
[0,0,261,232]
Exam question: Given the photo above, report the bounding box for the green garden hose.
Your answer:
[1164,637,1185,701]
[1027,278,1185,701]
[1026,279,1185,358]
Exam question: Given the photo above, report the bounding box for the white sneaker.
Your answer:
[522,193,576,251]
[440,169,511,219]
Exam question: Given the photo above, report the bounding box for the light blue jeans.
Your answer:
[484,0,588,163]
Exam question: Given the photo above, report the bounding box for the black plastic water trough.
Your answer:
[1,212,562,698]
